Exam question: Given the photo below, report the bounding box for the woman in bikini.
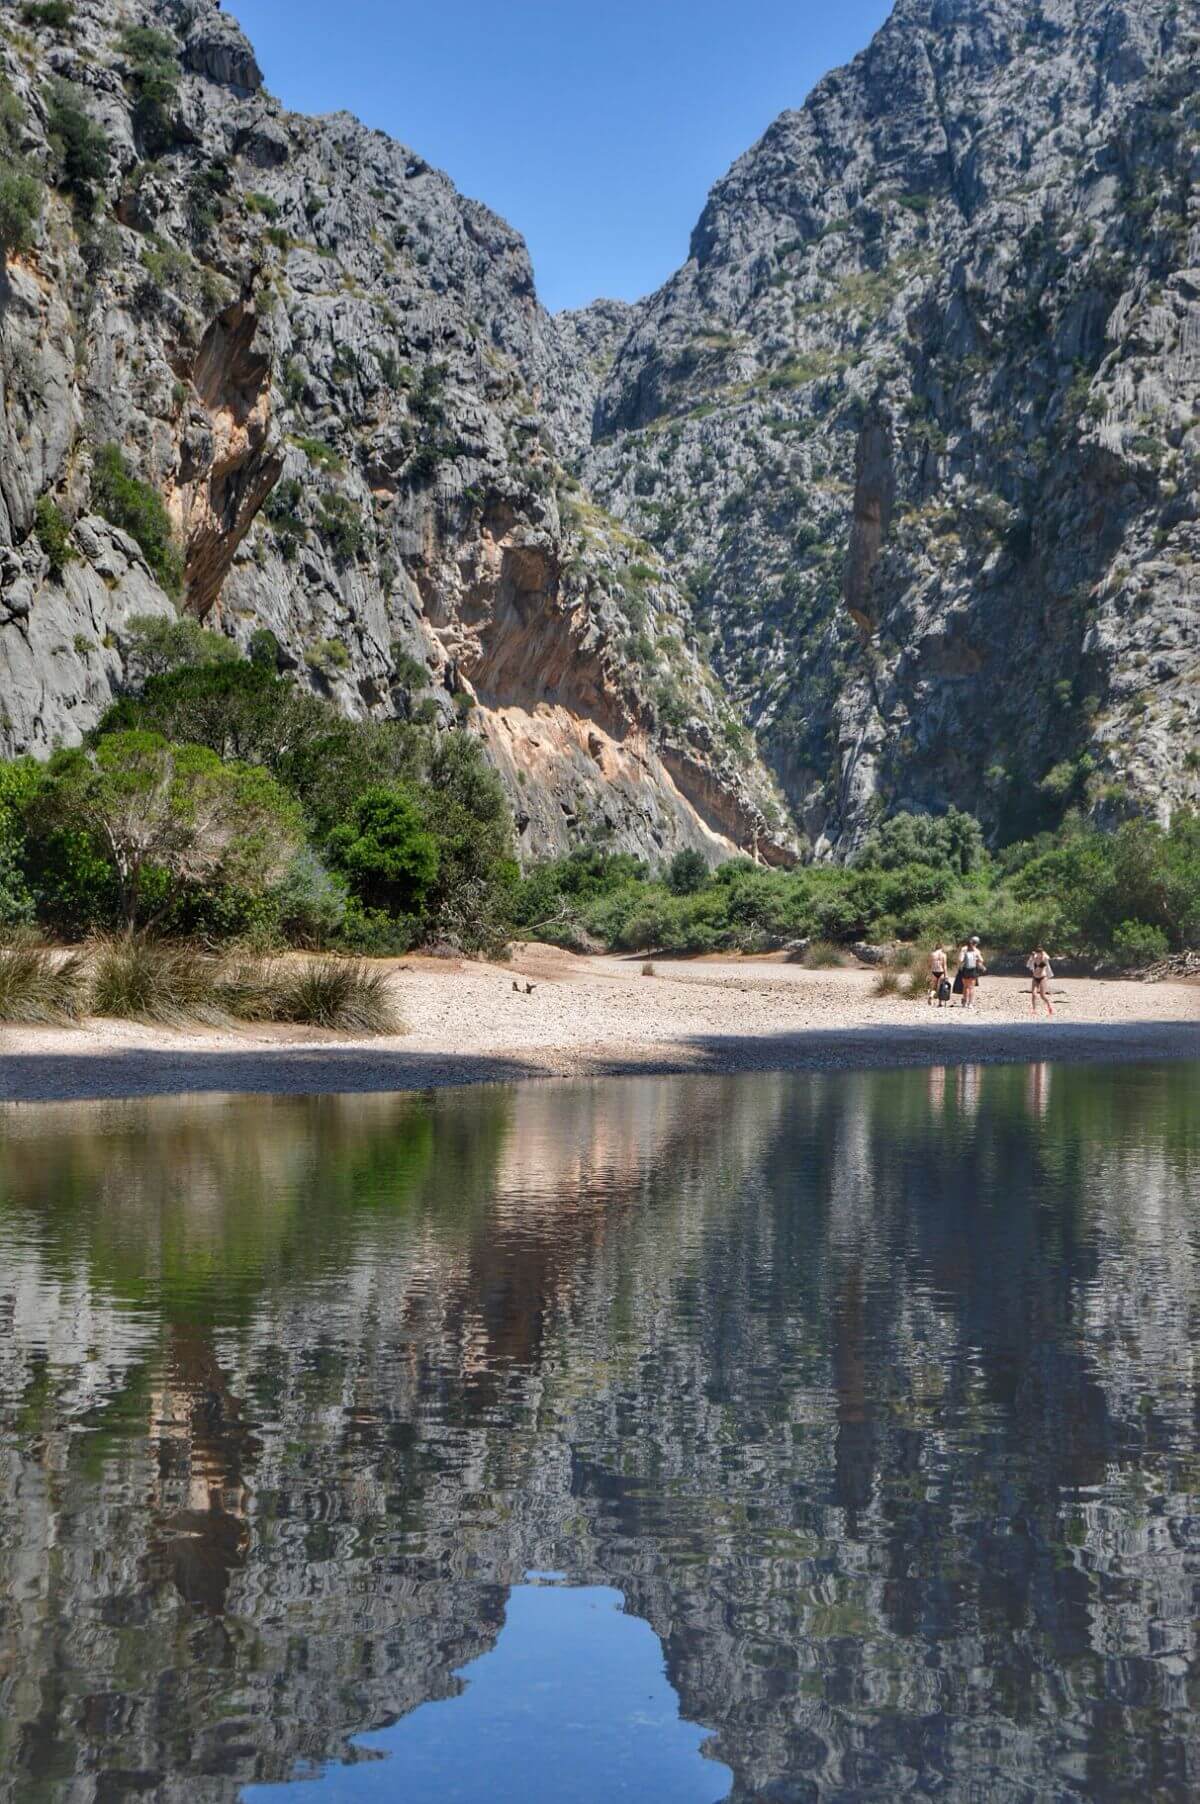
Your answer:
[1027,944,1054,1017]
[927,942,948,1005]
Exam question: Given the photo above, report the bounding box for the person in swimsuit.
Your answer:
[1027,944,1054,1017]
[927,942,948,1005]
[957,936,985,1008]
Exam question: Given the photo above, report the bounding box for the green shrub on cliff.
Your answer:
[0,75,43,259]
[0,166,43,260]
[46,80,110,213]
[118,24,180,156]
[34,496,75,581]
[90,446,184,596]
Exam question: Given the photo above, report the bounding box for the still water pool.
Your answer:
[0,1062,1198,1801]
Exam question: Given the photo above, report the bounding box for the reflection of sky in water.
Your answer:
[245,1583,731,1803]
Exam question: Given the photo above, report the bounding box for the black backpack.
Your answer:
[937,977,952,1003]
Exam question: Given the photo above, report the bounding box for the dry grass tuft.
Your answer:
[88,937,230,1026]
[803,941,845,970]
[0,939,88,1024]
[86,943,402,1036]
[267,957,401,1035]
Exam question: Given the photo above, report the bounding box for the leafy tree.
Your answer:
[40,731,302,929]
[666,847,709,895]
[95,657,428,836]
[272,849,348,946]
[121,612,237,682]
[0,760,38,926]
[91,446,184,596]
[419,732,516,951]
[100,658,297,762]
[1111,920,1169,966]
[327,786,439,915]
[858,807,985,876]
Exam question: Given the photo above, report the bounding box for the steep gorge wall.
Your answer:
[0,0,791,867]
[5,0,1198,869]
[581,0,1200,853]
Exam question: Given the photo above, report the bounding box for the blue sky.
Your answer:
[232,0,894,313]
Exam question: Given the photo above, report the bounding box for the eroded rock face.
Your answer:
[181,3,263,95]
[6,0,1198,864]
[178,298,281,618]
[581,0,1200,851]
[0,0,790,867]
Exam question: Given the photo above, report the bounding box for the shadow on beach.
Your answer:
[2,1018,1198,1104]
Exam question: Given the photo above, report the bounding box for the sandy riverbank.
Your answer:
[1,946,1198,1103]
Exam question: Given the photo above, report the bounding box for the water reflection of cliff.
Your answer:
[0,1062,1197,1800]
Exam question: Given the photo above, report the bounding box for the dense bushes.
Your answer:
[509,811,1200,965]
[0,600,1194,968]
[1007,814,1200,956]
[0,636,518,955]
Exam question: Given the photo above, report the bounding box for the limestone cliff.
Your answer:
[4,0,1198,868]
[582,0,1200,852]
[0,0,791,866]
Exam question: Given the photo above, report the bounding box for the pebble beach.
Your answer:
[2,946,1198,1103]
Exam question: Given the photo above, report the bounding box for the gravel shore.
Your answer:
[1,947,1198,1103]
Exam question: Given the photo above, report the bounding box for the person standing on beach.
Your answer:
[957,936,986,1008]
[927,942,948,1005]
[1027,944,1054,1017]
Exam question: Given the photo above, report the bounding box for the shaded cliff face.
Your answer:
[0,0,790,866]
[583,0,1200,851]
